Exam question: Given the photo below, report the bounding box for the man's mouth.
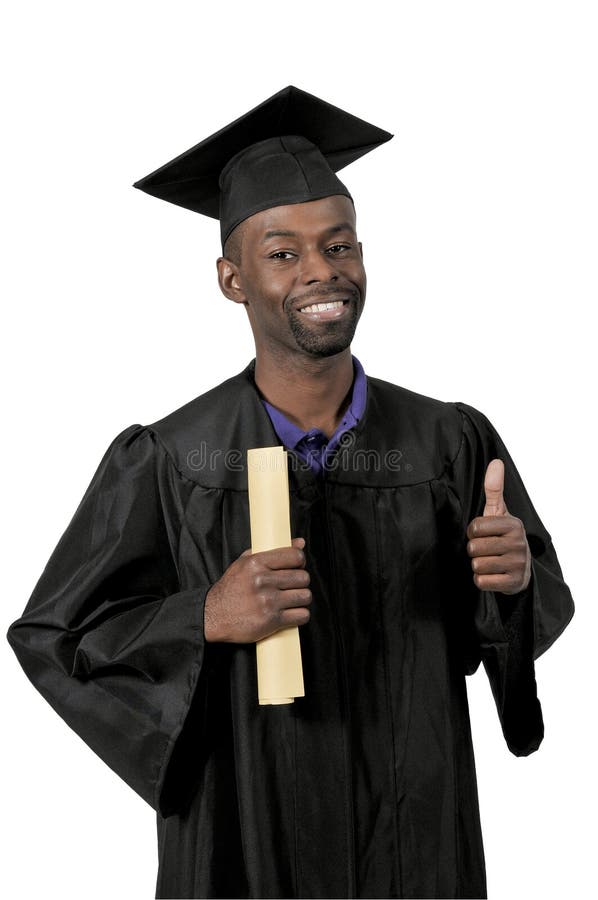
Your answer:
[299,299,347,314]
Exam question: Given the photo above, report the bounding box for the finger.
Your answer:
[278,606,311,628]
[277,588,313,609]
[258,569,311,590]
[472,572,523,593]
[470,555,508,575]
[291,537,306,549]
[251,546,307,569]
[467,516,516,540]
[467,535,516,557]
[468,534,529,564]
[483,459,508,517]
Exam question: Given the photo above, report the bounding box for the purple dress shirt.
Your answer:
[260,356,367,476]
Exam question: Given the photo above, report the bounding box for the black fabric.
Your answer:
[132,85,393,247]
[217,134,353,248]
[7,362,574,899]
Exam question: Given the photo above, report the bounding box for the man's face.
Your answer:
[223,195,366,360]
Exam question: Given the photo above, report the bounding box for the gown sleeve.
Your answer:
[451,402,574,757]
[6,424,210,817]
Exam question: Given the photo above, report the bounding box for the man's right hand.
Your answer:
[203,537,312,643]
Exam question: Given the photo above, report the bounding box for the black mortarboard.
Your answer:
[133,85,393,249]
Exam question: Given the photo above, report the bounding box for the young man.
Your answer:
[7,86,574,899]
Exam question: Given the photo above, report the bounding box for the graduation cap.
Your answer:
[133,85,393,250]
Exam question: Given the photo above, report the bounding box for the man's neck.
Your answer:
[253,349,355,439]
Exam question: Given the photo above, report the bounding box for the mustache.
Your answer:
[287,284,360,308]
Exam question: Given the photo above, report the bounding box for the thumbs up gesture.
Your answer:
[466,459,532,594]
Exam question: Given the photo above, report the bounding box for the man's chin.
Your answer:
[289,316,359,358]
[299,341,353,358]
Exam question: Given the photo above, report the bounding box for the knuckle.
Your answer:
[295,572,310,590]
[257,591,273,616]
[299,608,311,624]
[507,573,519,590]
[505,553,519,573]
[514,521,526,540]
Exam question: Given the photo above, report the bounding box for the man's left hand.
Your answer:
[466,459,532,595]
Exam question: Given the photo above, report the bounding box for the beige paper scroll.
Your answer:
[247,446,305,705]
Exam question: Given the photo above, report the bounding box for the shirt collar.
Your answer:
[261,355,367,451]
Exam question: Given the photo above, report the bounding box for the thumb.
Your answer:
[483,458,508,516]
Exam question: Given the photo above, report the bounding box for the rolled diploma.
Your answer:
[247,446,305,705]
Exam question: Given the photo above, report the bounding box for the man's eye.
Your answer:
[269,251,294,260]
[326,244,350,254]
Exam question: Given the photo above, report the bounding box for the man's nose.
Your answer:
[300,250,339,285]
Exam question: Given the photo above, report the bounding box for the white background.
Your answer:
[2,2,595,898]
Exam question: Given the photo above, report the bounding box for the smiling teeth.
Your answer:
[300,300,345,313]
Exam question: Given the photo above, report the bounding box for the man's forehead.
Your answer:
[246,196,357,239]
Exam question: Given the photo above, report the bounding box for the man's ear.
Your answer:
[216,257,247,304]
[358,241,363,260]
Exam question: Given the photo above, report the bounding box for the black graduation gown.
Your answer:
[7,361,574,899]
